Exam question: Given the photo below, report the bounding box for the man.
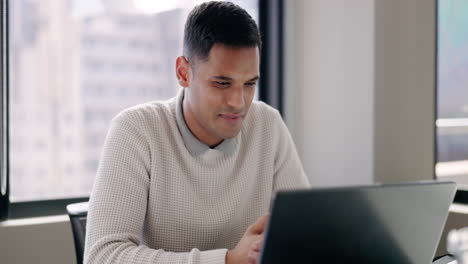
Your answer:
[84,1,309,264]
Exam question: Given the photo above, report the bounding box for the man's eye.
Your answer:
[214,81,230,88]
[245,82,257,87]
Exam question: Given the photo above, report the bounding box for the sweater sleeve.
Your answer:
[271,110,311,192]
[84,113,228,264]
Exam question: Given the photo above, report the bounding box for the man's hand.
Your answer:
[226,214,269,264]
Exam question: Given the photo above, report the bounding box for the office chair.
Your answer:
[67,202,89,264]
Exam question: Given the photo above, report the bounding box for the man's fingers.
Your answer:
[249,214,269,234]
[252,239,262,252]
[247,248,260,264]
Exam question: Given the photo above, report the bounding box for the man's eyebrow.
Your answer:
[212,76,260,81]
[248,76,260,82]
[213,76,233,81]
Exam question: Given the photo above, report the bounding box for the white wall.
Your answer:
[284,0,435,185]
[285,0,375,187]
[373,0,436,183]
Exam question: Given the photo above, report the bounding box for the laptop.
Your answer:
[258,181,457,264]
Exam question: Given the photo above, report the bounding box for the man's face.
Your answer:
[176,44,259,147]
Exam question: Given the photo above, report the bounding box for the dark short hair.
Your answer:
[183,1,262,63]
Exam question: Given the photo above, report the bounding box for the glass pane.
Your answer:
[9,0,259,202]
[436,0,468,185]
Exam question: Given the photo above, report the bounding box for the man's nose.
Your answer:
[226,85,245,110]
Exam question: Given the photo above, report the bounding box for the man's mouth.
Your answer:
[219,113,243,123]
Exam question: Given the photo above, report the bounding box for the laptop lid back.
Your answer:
[259,181,457,264]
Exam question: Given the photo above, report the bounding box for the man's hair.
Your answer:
[183,1,262,63]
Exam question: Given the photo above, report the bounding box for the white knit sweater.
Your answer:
[84,89,310,264]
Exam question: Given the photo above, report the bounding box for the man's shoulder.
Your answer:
[112,97,176,127]
[247,100,282,123]
[241,101,289,149]
[242,101,284,136]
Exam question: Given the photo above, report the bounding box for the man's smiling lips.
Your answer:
[218,113,243,124]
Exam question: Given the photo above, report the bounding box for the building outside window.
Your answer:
[9,0,259,202]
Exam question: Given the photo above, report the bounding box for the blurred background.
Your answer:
[1,0,467,263]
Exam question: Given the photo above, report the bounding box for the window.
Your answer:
[7,0,260,204]
[436,1,468,188]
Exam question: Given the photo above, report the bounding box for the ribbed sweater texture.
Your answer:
[84,89,310,264]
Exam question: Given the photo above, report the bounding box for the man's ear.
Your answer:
[176,56,190,87]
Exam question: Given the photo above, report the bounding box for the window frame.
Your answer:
[0,0,284,219]
[259,0,284,113]
[0,0,9,221]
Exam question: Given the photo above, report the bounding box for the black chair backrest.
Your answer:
[67,202,89,264]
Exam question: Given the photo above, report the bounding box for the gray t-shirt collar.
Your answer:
[175,88,239,156]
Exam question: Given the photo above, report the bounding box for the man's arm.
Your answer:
[84,113,227,264]
[272,111,310,191]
